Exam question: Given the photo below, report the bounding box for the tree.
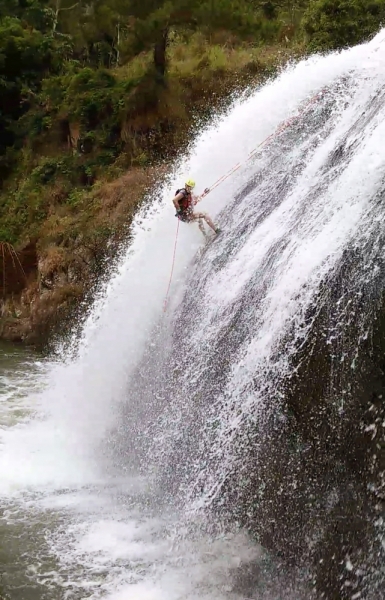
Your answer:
[302,0,385,51]
[0,15,55,179]
[105,0,259,79]
[50,0,80,34]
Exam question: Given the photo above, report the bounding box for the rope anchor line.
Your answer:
[163,219,180,312]
[163,90,323,311]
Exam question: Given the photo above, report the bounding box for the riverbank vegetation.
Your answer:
[0,0,384,343]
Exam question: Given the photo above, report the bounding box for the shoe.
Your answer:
[215,227,221,234]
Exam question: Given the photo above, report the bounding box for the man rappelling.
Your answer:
[172,179,220,238]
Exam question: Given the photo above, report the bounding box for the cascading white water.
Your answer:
[1,31,385,599]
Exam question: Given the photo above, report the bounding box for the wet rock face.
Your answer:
[113,235,385,598]
[151,262,385,598]
[127,83,385,597]
[179,239,385,597]
[210,243,385,599]
[287,266,385,598]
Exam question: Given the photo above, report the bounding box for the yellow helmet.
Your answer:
[185,178,196,189]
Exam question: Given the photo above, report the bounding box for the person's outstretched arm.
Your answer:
[194,188,210,205]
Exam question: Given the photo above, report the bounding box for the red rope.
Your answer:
[163,219,180,312]
[200,90,324,199]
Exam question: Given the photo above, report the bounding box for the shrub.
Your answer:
[302,0,385,51]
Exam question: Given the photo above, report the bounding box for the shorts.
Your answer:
[176,210,194,223]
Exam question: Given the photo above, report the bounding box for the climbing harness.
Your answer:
[163,90,325,311]
[175,188,193,215]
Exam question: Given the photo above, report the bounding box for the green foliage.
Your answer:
[114,0,263,76]
[66,188,83,207]
[302,0,385,51]
[261,2,277,20]
[0,15,55,174]
[32,157,58,183]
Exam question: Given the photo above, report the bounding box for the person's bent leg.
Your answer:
[184,213,207,237]
[204,214,217,232]
[189,213,207,237]
[194,212,217,233]
[198,218,207,237]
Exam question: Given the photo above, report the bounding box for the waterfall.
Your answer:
[1,31,385,600]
